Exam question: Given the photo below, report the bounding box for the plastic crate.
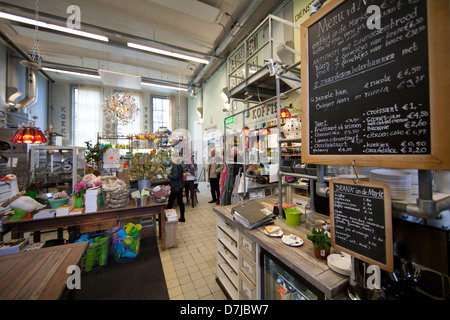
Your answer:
[292,160,306,174]
[111,228,141,263]
[78,233,110,272]
[281,159,294,173]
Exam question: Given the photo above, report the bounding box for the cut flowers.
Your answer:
[52,191,69,199]
[74,174,103,198]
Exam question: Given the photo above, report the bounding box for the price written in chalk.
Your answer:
[400,140,427,154]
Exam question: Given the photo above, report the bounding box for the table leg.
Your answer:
[190,184,195,208]
[57,228,64,240]
[185,185,190,204]
[33,231,41,243]
[160,210,166,251]
[11,226,20,240]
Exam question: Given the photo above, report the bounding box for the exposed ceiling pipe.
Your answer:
[13,67,37,113]
[190,0,266,87]
[0,30,54,82]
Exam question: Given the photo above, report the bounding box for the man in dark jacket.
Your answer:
[167,158,185,222]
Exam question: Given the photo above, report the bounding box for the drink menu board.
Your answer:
[300,0,450,170]
[330,179,393,271]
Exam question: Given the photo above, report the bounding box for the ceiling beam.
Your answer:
[0,29,54,82]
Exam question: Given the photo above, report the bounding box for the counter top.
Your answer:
[214,198,349,298]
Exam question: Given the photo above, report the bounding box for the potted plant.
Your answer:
[13,164,45,199]
[48,191,69,208]
[74,180,88,208]
[129,149,170,190]
[85,141,110,174]
[307,227,331,260]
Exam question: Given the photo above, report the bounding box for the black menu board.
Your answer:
[300,0,450,170]
[330,179,393,271]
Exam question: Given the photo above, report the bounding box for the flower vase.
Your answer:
[138,179,151,191]
[314,247,330,260]
[75,197,84,208]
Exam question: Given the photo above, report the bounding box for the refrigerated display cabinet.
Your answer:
[29,146,86,195]
[260,248,324,300]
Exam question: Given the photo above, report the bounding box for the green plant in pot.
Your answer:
[85,141,110,174]
[307,227,331,260]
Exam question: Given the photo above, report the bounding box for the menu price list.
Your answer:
[332,183,387,265]
[307,0,430,155]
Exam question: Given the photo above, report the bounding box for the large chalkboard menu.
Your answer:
[300,0,450,170]
[330,179,393,271]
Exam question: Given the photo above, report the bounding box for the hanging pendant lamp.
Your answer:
[280,107,291,118]
[10,121,48,144]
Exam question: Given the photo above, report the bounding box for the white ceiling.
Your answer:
[0,0,280,93]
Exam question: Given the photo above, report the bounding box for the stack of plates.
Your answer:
[327,253,351,276]
[370,169,412,200]
[355,167,379,177]
[403,169,418,195]
[337,174,369,181]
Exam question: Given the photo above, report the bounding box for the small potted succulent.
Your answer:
[48,191,69,208]
[307,227,331,260]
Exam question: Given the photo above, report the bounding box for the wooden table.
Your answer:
[3,200,168,250]
[0,242,88,300]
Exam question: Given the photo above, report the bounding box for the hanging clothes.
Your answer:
[231,167,242,204]
[219,165,228,204]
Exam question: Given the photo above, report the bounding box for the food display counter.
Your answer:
[214,197,348,300]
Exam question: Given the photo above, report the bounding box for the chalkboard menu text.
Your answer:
[300,0,450,170]
[330,179,393,271]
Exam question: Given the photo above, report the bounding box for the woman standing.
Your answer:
[167,157,186,222]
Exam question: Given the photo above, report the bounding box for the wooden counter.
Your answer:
[214,198,348,298]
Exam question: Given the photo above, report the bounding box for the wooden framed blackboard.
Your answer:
[300,0,450,170]
[330,179,393,271]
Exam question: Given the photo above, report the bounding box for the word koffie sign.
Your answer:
[330,179,393,271]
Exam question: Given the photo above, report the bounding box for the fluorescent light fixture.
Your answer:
[42,67,101,79]
[141,82,188,92]
[0,12,109,42]
[127,42,209,64]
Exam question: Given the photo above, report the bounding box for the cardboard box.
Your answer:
[117,168,130,186]
[0,238,29,256]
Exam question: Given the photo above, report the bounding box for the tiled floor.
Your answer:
[156,182,227,300]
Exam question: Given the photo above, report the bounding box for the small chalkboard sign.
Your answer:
[330,179,393,271]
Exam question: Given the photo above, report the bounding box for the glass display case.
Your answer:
[29,146,86,195]
[260,249,324,300]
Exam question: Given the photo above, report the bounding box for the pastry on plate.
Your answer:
[265,225,281,235]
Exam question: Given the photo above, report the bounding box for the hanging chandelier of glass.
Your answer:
[103,92,139,125]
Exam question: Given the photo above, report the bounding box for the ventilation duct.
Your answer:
[13,67,37,112]
[6,87,23,106]
[148,0,222,23]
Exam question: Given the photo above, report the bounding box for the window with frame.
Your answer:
[152,96,171,131]
[73,86,103,147]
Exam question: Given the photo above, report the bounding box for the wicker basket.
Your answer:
[111,228,141,263]
[102,189,129,208]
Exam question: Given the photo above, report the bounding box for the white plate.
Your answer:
[281,234,303,247]
[264,229,284,237]
[327,253,351,276]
